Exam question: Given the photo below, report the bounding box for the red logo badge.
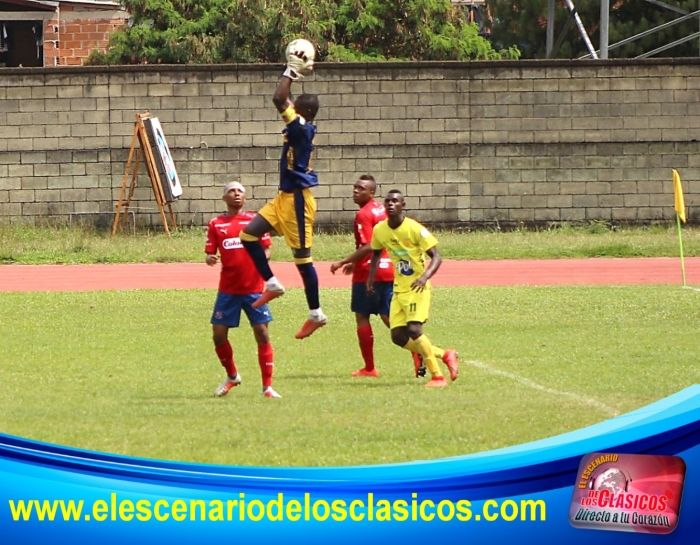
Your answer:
[569,452,686,534]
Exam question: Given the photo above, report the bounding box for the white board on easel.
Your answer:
[112,112,177,237]
[144,117,183,203]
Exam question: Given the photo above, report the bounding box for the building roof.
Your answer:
[0,0,123,9]
[59,0,123,6]
[0,0,58,10]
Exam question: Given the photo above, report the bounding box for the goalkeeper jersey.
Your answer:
[279,107,318,192]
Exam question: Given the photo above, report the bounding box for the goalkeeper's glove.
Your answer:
[283,54,314,80]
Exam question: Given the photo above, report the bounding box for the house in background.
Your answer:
[0,0,128,67]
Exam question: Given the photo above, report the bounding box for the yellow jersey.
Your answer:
[370,217,438,293]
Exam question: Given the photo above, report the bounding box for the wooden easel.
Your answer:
[112,112,176,236]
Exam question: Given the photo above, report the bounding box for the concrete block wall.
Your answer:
[1,59,699,229]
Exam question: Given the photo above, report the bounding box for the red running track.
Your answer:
[1,257,698,292]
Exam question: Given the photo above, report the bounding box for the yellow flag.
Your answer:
[673,169,686,223]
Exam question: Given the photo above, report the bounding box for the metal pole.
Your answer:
[580,9,700,58]
[547,0,555,58]
[600,0,609,59]
[563,0,599,59]
[635,30,700,58]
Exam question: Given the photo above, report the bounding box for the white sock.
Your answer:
[309,308,326,321]
[266,277,284,291]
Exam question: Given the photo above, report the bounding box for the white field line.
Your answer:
[465,360,619,417]
[682,286,700,293]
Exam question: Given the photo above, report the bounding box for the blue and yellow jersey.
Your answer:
[370,217,439,293]
[279,106,318,192]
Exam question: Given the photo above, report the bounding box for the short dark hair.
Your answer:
[295,93,319,121]
[387,189,403,197]
[357,174,376,192]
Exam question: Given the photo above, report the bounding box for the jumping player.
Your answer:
[239,50,326,340]
[206,181,281,399]
[330,175,426,378]
[367,189,459,388]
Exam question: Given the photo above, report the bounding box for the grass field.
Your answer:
[2,223,700,264]
[1,285,699,467]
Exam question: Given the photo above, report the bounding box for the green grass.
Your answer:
[1,223,700,264]
[1,286,698,467]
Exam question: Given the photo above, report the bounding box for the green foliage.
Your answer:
[86,0,519,65]
[488,0,700,59]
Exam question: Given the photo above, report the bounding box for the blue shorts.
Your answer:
[351,281,392,317]
[211,293,273,328]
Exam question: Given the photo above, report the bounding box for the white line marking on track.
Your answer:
[465,360,619,417]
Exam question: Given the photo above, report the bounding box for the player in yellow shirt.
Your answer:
[367,189,458,387]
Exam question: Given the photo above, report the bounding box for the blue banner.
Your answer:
[2,385,700,544]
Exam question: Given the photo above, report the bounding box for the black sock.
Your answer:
[296,262,320,310]
[242,240,273,281]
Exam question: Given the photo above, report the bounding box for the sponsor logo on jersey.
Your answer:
[222,237,243,250]
[397,259,414,276]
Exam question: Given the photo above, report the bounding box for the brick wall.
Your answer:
[1,59,699,229]
[45,7,128,67]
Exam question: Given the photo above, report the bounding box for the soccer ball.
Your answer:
[286,38,316,63]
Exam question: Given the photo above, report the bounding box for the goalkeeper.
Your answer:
[240,42,327,340]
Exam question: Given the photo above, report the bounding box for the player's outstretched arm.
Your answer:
[330,244,372,274]
[272,76,293,113]
[275,40,314,112]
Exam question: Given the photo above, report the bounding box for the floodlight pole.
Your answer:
[547,0,556,58]
[563,0,599,59]
[600,0,609,59]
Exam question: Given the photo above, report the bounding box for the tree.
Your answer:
[487,0,700,59]
[86,0,520,65]
[329,0,519,60]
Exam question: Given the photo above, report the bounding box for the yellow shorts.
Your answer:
[258,189,316,250]
[389,288,431,328]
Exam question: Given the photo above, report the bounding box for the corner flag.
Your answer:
[673,169,686,223]
[672,169,687,286]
